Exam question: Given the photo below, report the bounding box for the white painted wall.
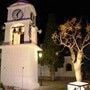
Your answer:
[4,20,38,44]
[56,56,75,77]
[38,56,75,77]
[38,65,50,77]
[7,2,36,21]
[31,26,38,44]
[1,44,41,89]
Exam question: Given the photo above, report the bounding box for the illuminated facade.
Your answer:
[0,0,41,89]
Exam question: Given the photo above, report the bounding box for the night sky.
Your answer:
[0,0,90,29]
[0,0,90,44]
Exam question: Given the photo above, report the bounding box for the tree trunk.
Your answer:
[71,50,83,81]
[73,60,82,81]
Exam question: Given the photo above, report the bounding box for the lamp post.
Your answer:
[38,51,43,86]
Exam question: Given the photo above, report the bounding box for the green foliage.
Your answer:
[41,14,64,70]
[42,44,64,66]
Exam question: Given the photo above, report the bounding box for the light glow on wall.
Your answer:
[38,52,43,58]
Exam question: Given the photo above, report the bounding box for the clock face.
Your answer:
[12,9,24,20]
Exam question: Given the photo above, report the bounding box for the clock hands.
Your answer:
[12,9,23,20]
[16,10,22,18]
[16,10,21,17]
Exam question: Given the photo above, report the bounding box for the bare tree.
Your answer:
[52,17,90,81]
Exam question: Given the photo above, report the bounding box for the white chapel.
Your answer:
[0,0,42,89]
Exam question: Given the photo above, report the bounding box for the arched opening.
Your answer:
[11,24,24,44]
[20,33,24,44]
[31,12,34,21]
[66,63,72,71]
[30,12,35,24]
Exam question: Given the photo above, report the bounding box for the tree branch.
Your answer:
[71,42,76,48]
[60,36,70,48]
[82,34,90,46]
[82,43,90,50]
[72,35,80,50]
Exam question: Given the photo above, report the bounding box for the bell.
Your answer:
[13,28,16,33]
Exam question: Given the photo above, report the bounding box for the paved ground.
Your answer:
[1,79,90,90]
[38,80,67,90]
[1,80,68,90]
[37,79,90,90]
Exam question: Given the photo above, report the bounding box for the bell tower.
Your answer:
[0,0,42,89]
[4,0,37,45]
